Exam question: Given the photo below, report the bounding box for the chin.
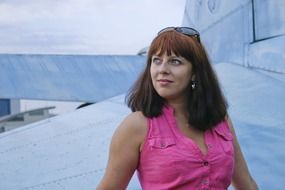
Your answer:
[157,93,176,100]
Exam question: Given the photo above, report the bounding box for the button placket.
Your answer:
[201,178,210,189]
[201,159,210,190]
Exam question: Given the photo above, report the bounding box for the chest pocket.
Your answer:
[214,125,234,155]
[149,137,176,149]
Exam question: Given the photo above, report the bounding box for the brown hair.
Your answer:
[126,30,228,131]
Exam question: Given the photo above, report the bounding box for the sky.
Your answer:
[0,0,186,55]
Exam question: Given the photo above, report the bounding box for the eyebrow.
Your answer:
[168,55,186,61]
[151,54,188,63]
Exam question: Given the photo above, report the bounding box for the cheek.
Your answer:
[185,68,193,82]
[178,72,192,88]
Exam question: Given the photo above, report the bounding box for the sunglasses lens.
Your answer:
[180,28,198,35]
[179,28,200,42]
[157,27,175,35]
[158,27,200,42]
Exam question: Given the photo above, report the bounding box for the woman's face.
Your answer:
[150,52,194,102]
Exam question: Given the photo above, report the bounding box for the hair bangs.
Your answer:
[148,31,198,61]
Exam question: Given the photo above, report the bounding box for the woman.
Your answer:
[96,27,258,190]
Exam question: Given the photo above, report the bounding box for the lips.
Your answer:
[157,79,173,85]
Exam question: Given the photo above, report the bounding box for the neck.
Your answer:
[167,99,188,118]
[167,101,190,129]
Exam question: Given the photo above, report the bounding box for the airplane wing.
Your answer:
[0,94,141,190]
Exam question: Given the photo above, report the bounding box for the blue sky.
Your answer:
[0,0,186,55]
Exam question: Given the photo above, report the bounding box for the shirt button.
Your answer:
[203,161,209,166]
[160,143,165,148]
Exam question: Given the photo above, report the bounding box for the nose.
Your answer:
[158,60,170,74]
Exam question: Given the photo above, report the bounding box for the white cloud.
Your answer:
[0,0,186,54]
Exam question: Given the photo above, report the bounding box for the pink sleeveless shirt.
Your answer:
[137,106,235,190]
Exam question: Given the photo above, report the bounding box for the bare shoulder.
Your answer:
[121,111,148,131]
[113,111,148,148]
[124,111,147,125]
[96,112,148,189]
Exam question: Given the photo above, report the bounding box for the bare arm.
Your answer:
[226,116,259,190]
[96,112,147,190]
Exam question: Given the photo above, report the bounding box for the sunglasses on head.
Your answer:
[158,27,200,43]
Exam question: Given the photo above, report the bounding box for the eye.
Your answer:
[152,57,161,65]
[170,58,182,65]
